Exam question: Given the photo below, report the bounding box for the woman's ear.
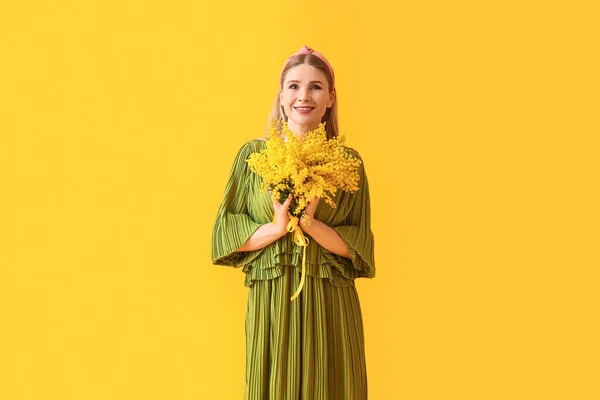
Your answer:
[327,91,335,108]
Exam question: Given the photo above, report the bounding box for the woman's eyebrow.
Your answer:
[286,80,324,85]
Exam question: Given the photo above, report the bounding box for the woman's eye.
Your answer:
[288,84,321,90]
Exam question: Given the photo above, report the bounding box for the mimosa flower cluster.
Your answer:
[246,119,362,227]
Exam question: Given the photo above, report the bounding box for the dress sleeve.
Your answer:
[211,142,264,267]
[321,150,376,279]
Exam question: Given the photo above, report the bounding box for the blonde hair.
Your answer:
[266,53,339,140]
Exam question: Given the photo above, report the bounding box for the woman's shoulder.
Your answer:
[342,145,363,160]
[236,138,267,155]
[246,137,268,145]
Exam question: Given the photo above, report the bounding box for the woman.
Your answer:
[212,45,375,400]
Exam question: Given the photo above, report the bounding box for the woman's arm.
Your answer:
[300,197,351,259]
[235,193,293,252]
[302,218,351,258]
[235,223,286,252]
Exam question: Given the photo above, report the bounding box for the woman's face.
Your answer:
[280,63,334,134]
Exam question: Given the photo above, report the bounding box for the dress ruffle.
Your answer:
[240,236,355,288]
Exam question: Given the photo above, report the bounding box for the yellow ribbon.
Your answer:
[273,212,309,301]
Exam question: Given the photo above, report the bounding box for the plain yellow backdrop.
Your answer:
[1,1,598,399]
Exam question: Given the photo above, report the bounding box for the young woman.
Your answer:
[212,45,375,400]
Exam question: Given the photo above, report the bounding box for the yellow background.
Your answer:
[1,1,598,399]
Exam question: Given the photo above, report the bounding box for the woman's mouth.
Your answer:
[294,106,315,114]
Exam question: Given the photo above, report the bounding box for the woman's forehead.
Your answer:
[283,64,327,83]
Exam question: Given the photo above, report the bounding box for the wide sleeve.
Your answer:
[211,142,264,267]
[321,150,376,279]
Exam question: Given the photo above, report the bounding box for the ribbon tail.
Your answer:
[290,244,307,301]
[290,226,309,302]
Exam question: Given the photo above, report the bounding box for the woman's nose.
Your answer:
[297,87,311,101]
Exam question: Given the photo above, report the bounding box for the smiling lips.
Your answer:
[294,106,315,114]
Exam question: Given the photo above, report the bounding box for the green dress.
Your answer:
[212,139,375,400]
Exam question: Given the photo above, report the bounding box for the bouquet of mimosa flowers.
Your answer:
[246,118,362,301]
[247,119,362,228]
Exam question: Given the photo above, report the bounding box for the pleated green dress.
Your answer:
[212,139,375,400]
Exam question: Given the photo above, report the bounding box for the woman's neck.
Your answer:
[286,120,318,137]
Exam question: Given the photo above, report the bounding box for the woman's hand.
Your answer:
[271,192,293,236]
[300,196,319,231]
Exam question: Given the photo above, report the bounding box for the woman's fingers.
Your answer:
[283,193,293,209]
[272,193,292,208]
